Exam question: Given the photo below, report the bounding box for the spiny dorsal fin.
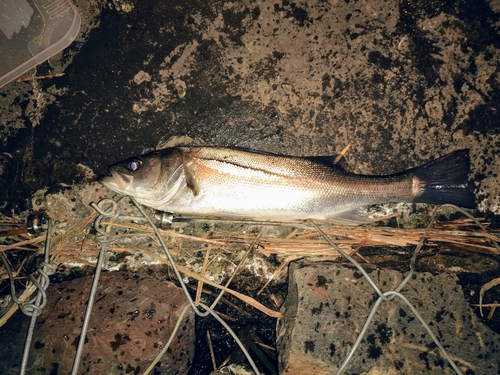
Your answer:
[182,156,201,196]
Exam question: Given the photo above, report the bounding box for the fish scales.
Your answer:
[182,148,414,218]
[99,147,475,224]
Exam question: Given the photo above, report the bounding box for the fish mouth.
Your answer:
[98,170,132,192]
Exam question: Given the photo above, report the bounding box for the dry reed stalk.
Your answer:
[124,247,284,318]
[0,235,46,252]
[100,220,230,247]
[3,212,497,320]
[41,216,499,269]
[206,330,217,371]
[195,245,212,306]
[0,282,38,328]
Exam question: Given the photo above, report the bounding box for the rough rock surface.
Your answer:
[209,364,255,375]
[277,261,500,375]
[0,272,195,374]
[0,0,499,217]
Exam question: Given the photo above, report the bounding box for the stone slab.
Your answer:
[277,262,500,375]
[0,272,195,374]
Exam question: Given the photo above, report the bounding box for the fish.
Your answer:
[98,147,476,224]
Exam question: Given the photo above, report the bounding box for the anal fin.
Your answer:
[327,209,373,225]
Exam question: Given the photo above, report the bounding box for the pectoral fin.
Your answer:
[182,157,201,196]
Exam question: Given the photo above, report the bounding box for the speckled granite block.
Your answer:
[277,261,500,375]
[0,272,194,375]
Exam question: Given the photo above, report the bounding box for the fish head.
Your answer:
[99,149,184,203]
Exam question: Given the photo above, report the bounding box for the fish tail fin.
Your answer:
[409,149,476,208]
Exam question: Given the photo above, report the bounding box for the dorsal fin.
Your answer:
[228,147,350,170]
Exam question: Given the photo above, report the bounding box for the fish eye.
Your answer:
[127,159,142,171]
